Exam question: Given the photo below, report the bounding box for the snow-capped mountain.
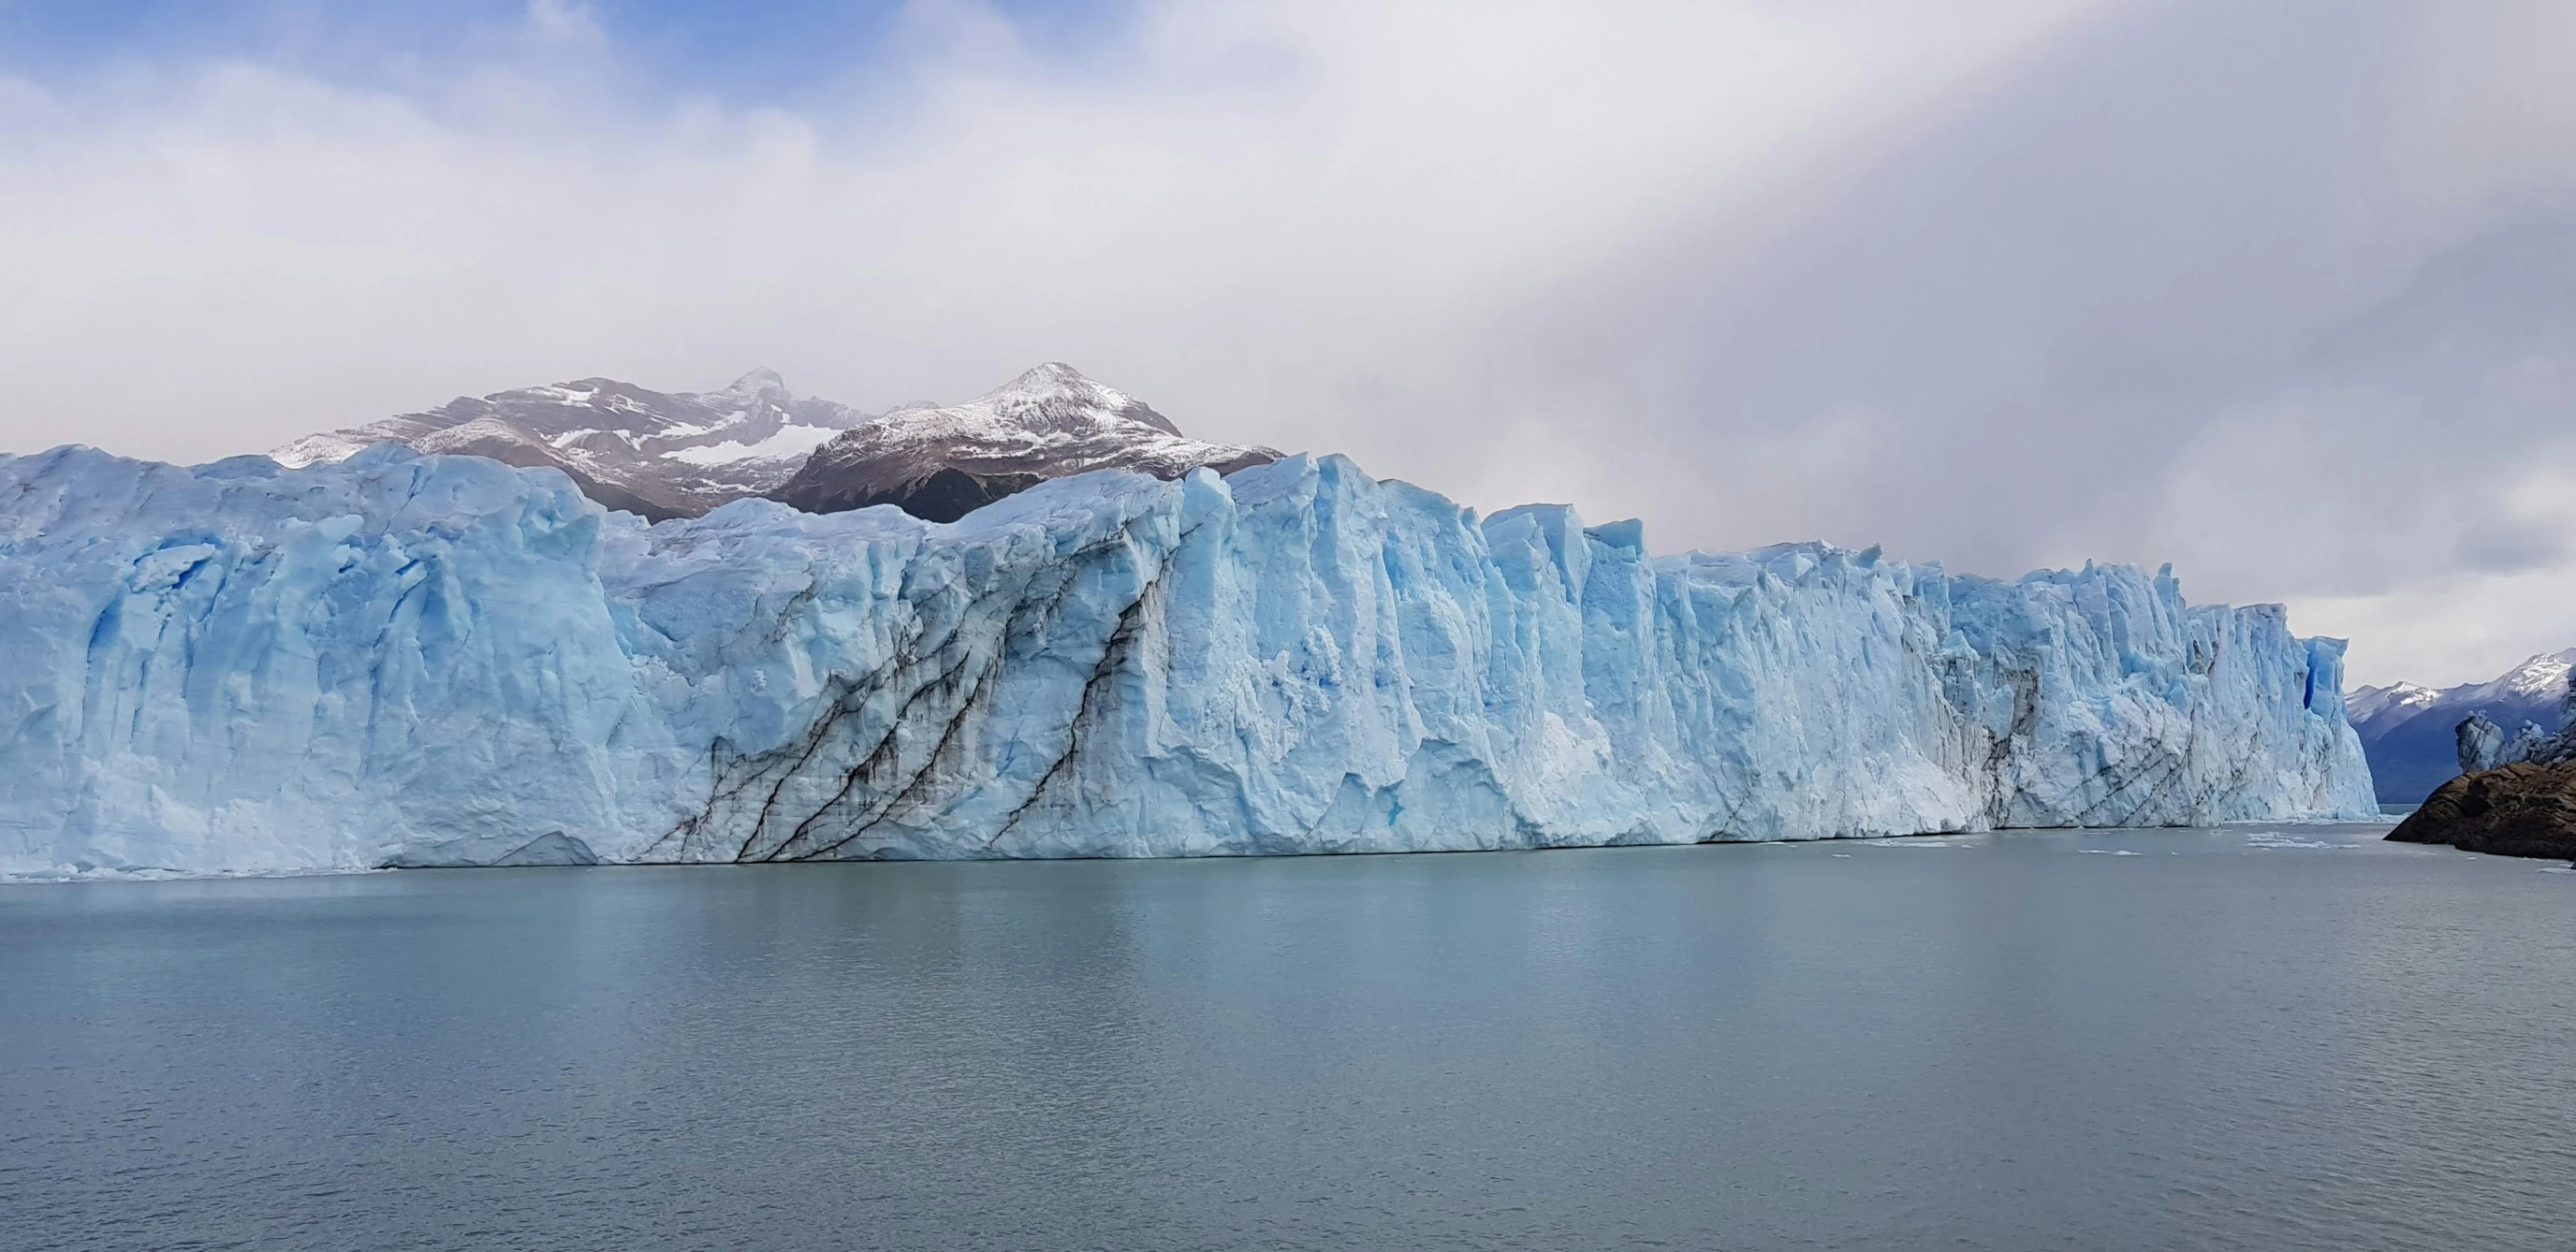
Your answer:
[771,363,1278,521]
[273,363,1274,525]
[2345,680,2437,727]
[272,369,867,520]
[2348,648,2576,804]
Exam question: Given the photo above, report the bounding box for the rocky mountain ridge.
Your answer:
[273,363,1275,524]
[273,369,866,521]
[771,364,1277,521]
[2345,648,2576,805]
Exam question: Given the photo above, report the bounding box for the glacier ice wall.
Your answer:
[0,445,2377,875]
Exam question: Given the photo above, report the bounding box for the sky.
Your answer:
[1,0,2571,689]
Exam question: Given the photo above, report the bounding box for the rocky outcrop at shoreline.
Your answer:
[2389,669,2576,860]
[2388,761,2576,860]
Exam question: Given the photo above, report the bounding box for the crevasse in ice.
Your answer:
[0,445,2377,875]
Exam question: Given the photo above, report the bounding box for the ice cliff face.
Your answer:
[0,445,2376,877]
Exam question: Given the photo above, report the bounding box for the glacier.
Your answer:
[0,444,2377,877]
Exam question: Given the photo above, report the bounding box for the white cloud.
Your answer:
[524,0,606,48]
[0,1,2088,452]
[0,0,2569,687]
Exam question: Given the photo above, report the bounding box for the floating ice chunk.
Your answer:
[2244,831,2342,849]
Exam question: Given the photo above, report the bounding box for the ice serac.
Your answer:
[0,446,2377,877]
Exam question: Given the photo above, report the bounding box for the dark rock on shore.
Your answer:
[2387,761,2576,860]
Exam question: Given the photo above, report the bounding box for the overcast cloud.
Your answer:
[1,0,2570,687]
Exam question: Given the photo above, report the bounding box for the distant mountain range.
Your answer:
[2348,648,2576,805]
[771,363,1276,520]
[273,363,1276,523]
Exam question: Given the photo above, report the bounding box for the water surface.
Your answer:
[4,826,2569,1250]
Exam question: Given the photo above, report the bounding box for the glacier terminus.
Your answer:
[0,444,2376,877]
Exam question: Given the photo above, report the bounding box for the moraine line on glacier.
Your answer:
[0,445,2376,876]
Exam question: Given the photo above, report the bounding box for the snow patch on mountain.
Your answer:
[662,423,845,467]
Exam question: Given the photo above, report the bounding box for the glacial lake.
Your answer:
[4,827,2569,1251]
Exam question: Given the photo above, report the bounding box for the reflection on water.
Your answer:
[2,826,2569,1251]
